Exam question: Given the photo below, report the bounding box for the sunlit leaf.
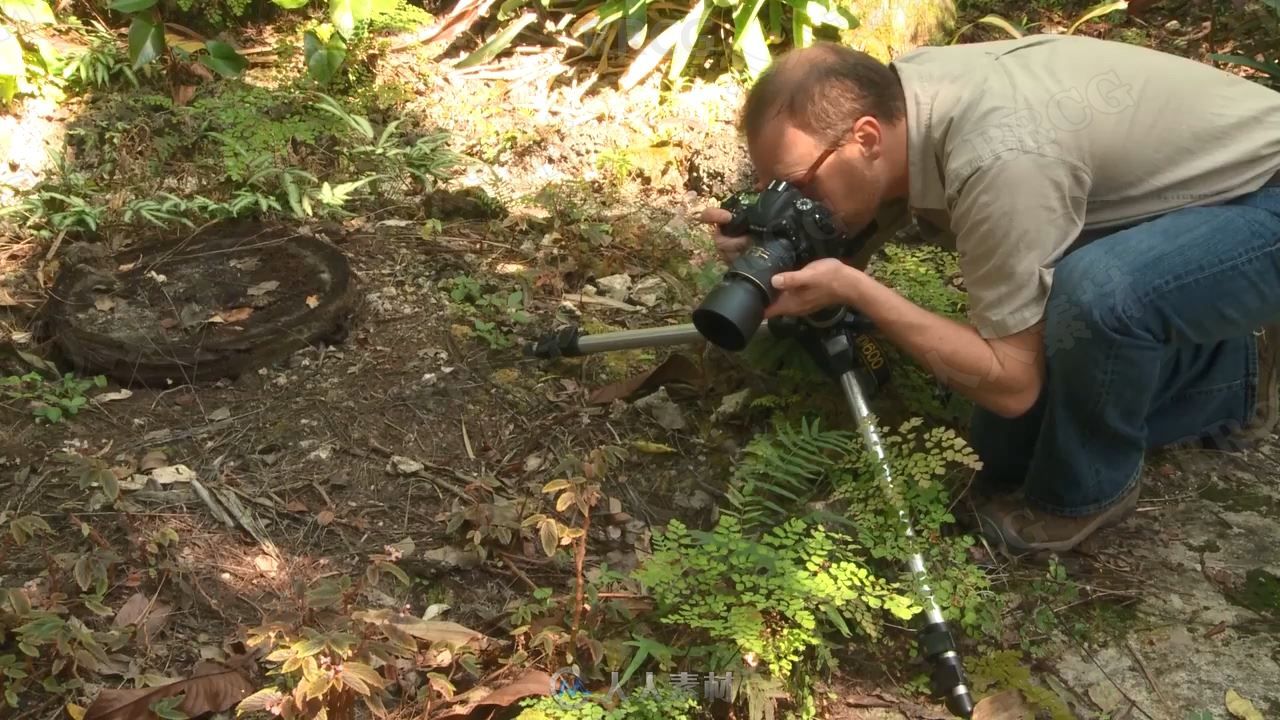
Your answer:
[1067,0,1127,34]
[330,0,371,39]
[668,0,710,80]
[538,517,558,557]
[619,0,705,89]
[0,0,54,24]
[622,0,646,49]
[0,32,23,84]
[977,14,1023,37]
[736,15,769,78]
[541,479,571,494]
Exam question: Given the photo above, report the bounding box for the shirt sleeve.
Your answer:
[946,151,1092,338]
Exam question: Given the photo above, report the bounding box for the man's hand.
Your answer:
[763,258,858,318]
[698,207,748,263]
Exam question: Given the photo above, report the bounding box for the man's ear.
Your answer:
[851,116,883,158]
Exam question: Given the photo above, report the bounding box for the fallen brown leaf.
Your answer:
[972,689,1036,720]
[587,354,702,405]
[222,307,254,323]
[317,510,335,526]
[247,280,280,296]
[83,661,253,720]
[171,84,197,107]
[433,669,552,719]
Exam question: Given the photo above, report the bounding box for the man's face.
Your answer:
[747,115,885,236]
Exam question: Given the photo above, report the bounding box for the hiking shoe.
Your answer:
[974,483,1140,554]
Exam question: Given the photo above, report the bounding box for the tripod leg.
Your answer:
[525,322,768,358]
[839,371,975,719]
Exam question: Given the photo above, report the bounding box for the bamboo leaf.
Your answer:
[1067,0,1127,35]
[736,15,770,79]
[667,0,709,81]
[454,12,537,68]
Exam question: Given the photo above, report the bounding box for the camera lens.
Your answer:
[693,238,796,351]
[692,280,768,351]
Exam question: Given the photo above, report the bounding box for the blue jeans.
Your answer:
[969,185,1280,517]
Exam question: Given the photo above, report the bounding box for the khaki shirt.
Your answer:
[888,35,1280,338]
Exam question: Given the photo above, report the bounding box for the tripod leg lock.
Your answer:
[524,326,582,359]
[919,621,975,718]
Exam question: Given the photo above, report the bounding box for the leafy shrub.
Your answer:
[629,416,997,716]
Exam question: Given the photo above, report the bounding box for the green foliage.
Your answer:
[516,684,702,719]
[469,0,860,90]
[968,650,1074,720]
[1,515,134,711]
[239,538,483,718]
[444,273,534,349]
[951,0,1129,41]
[0,371,107,423]
[868,242,972,423]
[635,515,920,680]
[627,414,997,715]
[1212,0,1280,89]
[0,0,62,105]
[3,83,460,240]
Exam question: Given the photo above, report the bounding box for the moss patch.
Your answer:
[1227,568,1280,620]
[1197,481,1280,518]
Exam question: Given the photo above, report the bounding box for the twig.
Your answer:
[569,507,590,652]
[189,476,235,528]
[502,555,539,592]
[1052,609,1157,720]
[66,513,111,549]
[1125,640,1170,713]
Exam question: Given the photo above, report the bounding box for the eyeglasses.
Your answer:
[791,120,858,194]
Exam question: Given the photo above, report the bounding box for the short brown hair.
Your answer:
[739,42,907,147]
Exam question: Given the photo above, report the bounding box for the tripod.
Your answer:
[525,308,976,719]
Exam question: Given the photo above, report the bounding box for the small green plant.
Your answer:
[239,538,487,719]
[0,371,108,423]
[1,514,133,710]
[515,683,702,719]
[444,274,534,349]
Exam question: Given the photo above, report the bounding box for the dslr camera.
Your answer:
[692,179,875,351]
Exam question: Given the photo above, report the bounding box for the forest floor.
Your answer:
[1,0,1279,718]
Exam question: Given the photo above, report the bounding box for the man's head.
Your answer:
[739,42,910,234]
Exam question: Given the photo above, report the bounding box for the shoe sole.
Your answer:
[977,485,1140,555]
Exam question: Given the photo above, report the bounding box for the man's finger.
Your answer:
[699,207,732,224]
[771,272,799,290]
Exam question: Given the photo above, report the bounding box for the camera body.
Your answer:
[692,179,874,351]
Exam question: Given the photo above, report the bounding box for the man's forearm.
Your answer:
[839,268,1044,418]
